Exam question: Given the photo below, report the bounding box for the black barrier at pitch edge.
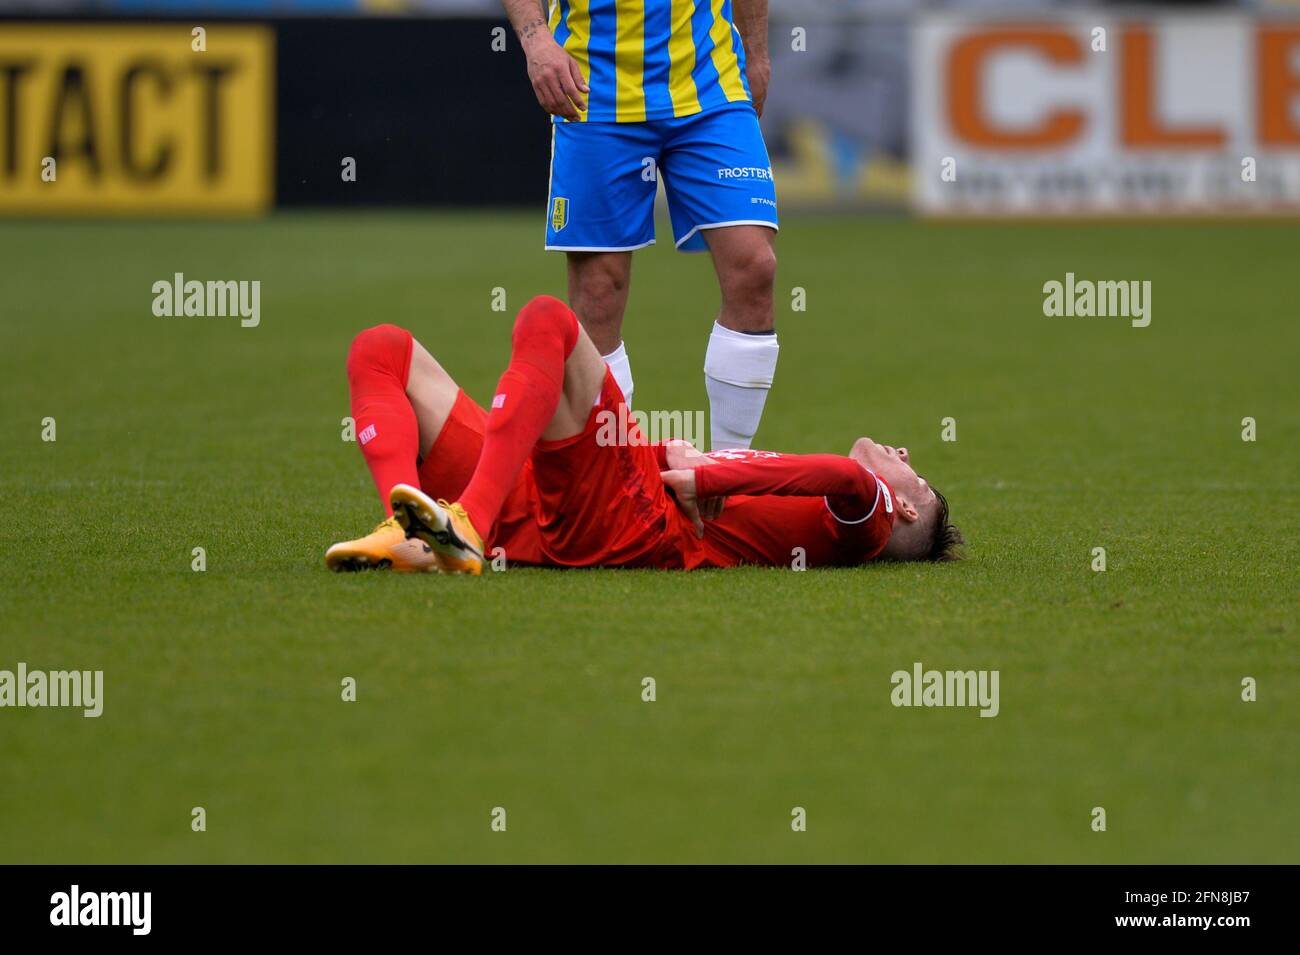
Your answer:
[275,17,553,208]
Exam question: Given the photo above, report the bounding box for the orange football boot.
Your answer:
[325,516,438,572]
[389,484,485,576]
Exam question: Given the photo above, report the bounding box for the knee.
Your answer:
[513,295,578,354]
[346,323,412,383]
[720,242,777,309]
[571,261,629,329]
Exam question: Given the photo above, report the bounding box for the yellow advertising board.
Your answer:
[0,24,273,215]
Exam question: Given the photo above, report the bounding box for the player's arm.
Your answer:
[654,440,725,522]
[501,0,589,121]
[732,0,770,117]
[661,453,878,536]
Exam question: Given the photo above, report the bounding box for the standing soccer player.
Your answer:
[502,0,780,450]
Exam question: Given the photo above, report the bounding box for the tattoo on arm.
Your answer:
[519,18,546,42]
[502,0,552,44]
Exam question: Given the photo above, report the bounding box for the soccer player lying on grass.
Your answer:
[326,295,961,575]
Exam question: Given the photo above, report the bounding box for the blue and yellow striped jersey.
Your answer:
[548,0,752,123]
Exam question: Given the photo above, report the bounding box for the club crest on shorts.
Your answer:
[551,196,569,232]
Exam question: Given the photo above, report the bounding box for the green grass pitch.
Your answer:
[0,212,1295,863]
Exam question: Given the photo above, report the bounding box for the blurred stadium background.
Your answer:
[2,0,1298,218]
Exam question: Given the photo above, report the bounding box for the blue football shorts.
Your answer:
[545,102,779,253]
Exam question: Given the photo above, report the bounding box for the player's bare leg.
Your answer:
[702,224,779,449]
[567,250,635,404]
[405,338,461,461]
[326,326,460,572]
[391,295,605,575]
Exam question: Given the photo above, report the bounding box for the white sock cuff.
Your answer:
[703,322,779,389]
[602,341,633,404]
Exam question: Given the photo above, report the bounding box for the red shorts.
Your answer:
[415,389,546,565]
[417,370,692,568]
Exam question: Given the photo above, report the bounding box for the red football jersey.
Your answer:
[671,449,897,569]
[429,374,896,570]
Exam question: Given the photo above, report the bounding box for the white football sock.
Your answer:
[602,342,633,406]
[703,321,779,450]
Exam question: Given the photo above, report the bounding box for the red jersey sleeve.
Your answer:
[685,450,896,567]
[694,451,878,517]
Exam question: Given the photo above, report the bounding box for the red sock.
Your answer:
[459,296,579,533]
[346,324,421,516]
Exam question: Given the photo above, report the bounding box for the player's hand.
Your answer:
[523,33,589,122]
[660,467,724,538]
[663,443,725,524]
[663,439,713,471]
[660,468,705,538]
[746,51,770,118]
[698,493,725,524]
